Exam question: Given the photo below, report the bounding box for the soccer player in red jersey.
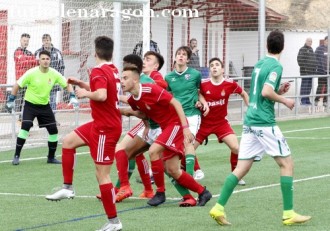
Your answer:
[120,64,212,207]
[194,57,249,186]
[45,36,123,231]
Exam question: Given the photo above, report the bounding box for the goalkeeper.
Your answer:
[6,50,78,165]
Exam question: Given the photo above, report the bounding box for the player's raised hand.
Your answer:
[5,95,16,113]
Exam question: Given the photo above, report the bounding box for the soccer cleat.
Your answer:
[147,191,166,206]
[178,195,197,207]
[96,219,123,231]
[115,185,133,203]
[12,155,20,165]
[47,158,62,164]
[209,204,231,225]
[139,190,154,199]
[45,188,75,201]
[193,169,205,181]
[282,212,311,225]
[238,179,246,186]
[197,187,212,206]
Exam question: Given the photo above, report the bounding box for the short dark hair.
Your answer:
[21,33,30,39]
[123,54,143,73]
[209,57,223,67]
[144,51,164,71]
[175,46,192,60]
[42,34,51,40]
[95,36,113,61]
[123,63,141,76]
[39,50,51,58]
[267,30,284,55]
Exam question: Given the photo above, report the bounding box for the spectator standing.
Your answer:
[133,32,160,58]
[14,33,38,120]
[35,34,65,111]
[297,37,317,105]
[187,38,200,70]
[315,36,328,106]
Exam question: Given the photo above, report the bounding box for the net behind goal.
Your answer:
[0,0,148,151]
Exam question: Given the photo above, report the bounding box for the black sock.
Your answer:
[47,141,58,159]
[14,137,26,158]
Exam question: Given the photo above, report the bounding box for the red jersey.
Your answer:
[127,83,180,130]
[200,78,242,126]
[14,47,38,79]
[149,70,168,89]
[89,62,122,132]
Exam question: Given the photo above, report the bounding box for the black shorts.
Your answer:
[22,101,56,128]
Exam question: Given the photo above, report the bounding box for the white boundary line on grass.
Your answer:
[0,174,329,200]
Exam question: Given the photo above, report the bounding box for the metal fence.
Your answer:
[0,75,329,152]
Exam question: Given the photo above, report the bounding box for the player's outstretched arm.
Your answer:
[67,77,90,91]
[240,90,249,106]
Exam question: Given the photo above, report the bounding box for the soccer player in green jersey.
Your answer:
[6,50,78,165]
[209,30,311,226]
[165,46,207,180]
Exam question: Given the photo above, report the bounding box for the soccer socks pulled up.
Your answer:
[185,154,195,176]
[230,152,238,172]
[165,172,190,197]
[176,171,204,194]
[48,141,58,159]
[115,159,135,188]
[151,159,165,192]
[14,137,26,158]
[99,183,117,219]
[281,176,293,211]
[136,154,153,191]
[218,173,238,206]
[62,148,76,184]
[115,150,130,187]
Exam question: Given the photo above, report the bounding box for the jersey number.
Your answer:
[253,68,260,95]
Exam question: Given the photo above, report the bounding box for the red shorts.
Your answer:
[127,120,145,138]
[196,121,235,144]
[154,123,184,161]
[75,122,121,165]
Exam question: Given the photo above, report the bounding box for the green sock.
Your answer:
[115,159,136,188]
[128,159,136,179]
[165,172,191,197]
[281,176,293,211]
[218,173,238,206]
[185,154,195,176]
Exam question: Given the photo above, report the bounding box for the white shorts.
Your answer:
[137,126,162,145]
[187,115,201,136]
[239,125,291,160]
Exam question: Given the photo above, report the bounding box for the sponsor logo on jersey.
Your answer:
[184,74,191,80]
[48,78,52,85]
[206,90,211,94]
[221,90,225,96]
[269,72,277,82]
[208,99,225,107]
[171,77,176,82]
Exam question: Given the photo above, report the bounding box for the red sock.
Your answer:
[230,152,238,172]
[99,183,117,219]
[62,148,76,184]
[136,154,153,191]
[115,150,129,187]
[194,156,201,171]
[176,171,204,194]
[151,159,165,192]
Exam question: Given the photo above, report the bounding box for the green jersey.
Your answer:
[17,66,67,105]
[165,67,201,116]
[244,55,283,126]
[139,73,159,129]
[140,74,154,84]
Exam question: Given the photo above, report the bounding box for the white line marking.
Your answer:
[0,174,329,200]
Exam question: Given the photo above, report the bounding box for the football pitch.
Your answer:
[1,117,329,231]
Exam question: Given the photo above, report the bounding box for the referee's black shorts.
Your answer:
[22,101,56,128]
